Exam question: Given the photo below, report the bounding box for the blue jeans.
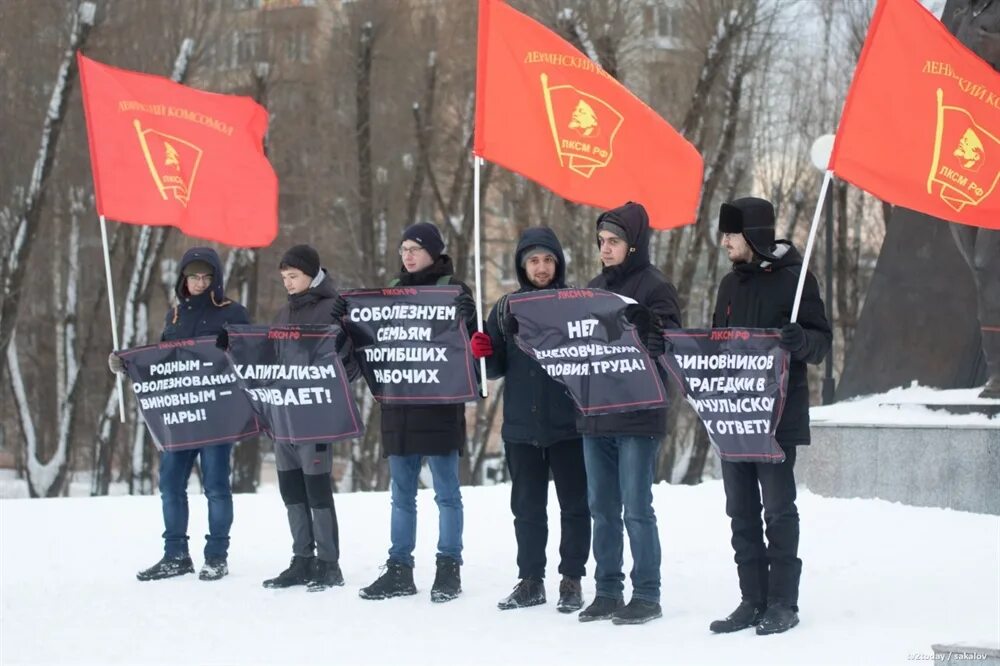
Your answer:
[159,444,233,560]
[388,451,463,567]
[582,435,661,603]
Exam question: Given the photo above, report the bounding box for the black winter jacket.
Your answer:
[711,241,832,446]
[380,255,475,457]
[484,227,579,447]
[580,203,681,438]
[273,268,360,382]
[161,247,249,341]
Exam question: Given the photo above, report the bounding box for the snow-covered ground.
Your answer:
[811,383,1000,428]
[2,482,997,665]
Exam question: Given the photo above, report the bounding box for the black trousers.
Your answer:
[505,438,590,580]
[721,446,801,609]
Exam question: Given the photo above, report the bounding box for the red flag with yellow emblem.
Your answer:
[828,0,1000,230]
[474,0,703,230]
[78,54,278,247]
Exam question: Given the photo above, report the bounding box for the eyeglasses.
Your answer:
[398,246,426,257]
[186,273,214,284]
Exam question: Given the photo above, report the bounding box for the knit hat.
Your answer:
[520,245,557,268]
[280,244,321,278]
[400,222,444,260]
[597,220,628,242]
[719,197,777,260]
[182,260,214,277]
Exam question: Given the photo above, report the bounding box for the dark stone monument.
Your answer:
[837,0,1000,400]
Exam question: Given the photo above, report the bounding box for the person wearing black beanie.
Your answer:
[359,221,478,605]
[261,243,361,593]
[399,222,445,263]
[280,244,321,279]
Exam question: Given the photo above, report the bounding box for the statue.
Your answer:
[944,0,1000,398]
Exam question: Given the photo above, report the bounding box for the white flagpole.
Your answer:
[100,215,126,422]
[791,170,833,323]
[473,154,488,398]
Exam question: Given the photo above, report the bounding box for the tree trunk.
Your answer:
[0,3,95,371]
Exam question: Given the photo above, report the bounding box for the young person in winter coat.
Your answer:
[344,222,478,604]
[108,247,249,582]
[577,202,681,626]
[708,197,831,636]
[470,227,591,614]
[257,244,361,593]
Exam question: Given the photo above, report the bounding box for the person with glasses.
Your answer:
[345,222,478,604]
[108,247,249,582]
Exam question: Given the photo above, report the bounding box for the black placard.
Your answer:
[660,328,789,463]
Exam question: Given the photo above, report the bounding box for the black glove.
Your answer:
[455,292,477,321]
[779,323,806,357]
[645,326,666,357]
[215,329,229,351]
[624,303,651,330]
[331,295,348,320]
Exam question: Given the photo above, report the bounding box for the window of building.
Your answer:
[657,6,678,38]
[642,5,655,38]
[285,29,311,63]
[237,29,263,65]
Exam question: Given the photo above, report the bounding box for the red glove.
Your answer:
[470,331,494,359]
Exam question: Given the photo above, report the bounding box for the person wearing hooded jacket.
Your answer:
[708,197,831,636]
[576,202,682,626]
[343,222,478,604]
[107,247,249,582]
[256,244,361,592]
[469,227,591,614]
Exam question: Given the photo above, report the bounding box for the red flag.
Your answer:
[78,54,278,246]
[828,0,1000,230]
[474,0,702,230]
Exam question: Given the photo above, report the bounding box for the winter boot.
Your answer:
[612,598,663,625]
[199,557,229,582]
[307,559,345,592]
[710,600,765,633]
[556,576,584,613]
[578,596,624,622]
[136,555,194,581]
[359,560,417,600]
[262,555,314,589]
[497,577,546,610]
[756,602,799,635]
[430,556,462,603]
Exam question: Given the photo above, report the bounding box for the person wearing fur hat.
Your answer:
[257,244,361,593]
[348,222,478,604]
[577,202,681,626]
[107,247,249,583]
[709,197,831,636]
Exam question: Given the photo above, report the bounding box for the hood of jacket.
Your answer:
[174,247,227,302]
[515,226,567,290]
[595,201,652,284]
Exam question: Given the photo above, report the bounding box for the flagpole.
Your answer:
[791,170,833,324]
[100,214,126,422]
[473,154,489,398]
